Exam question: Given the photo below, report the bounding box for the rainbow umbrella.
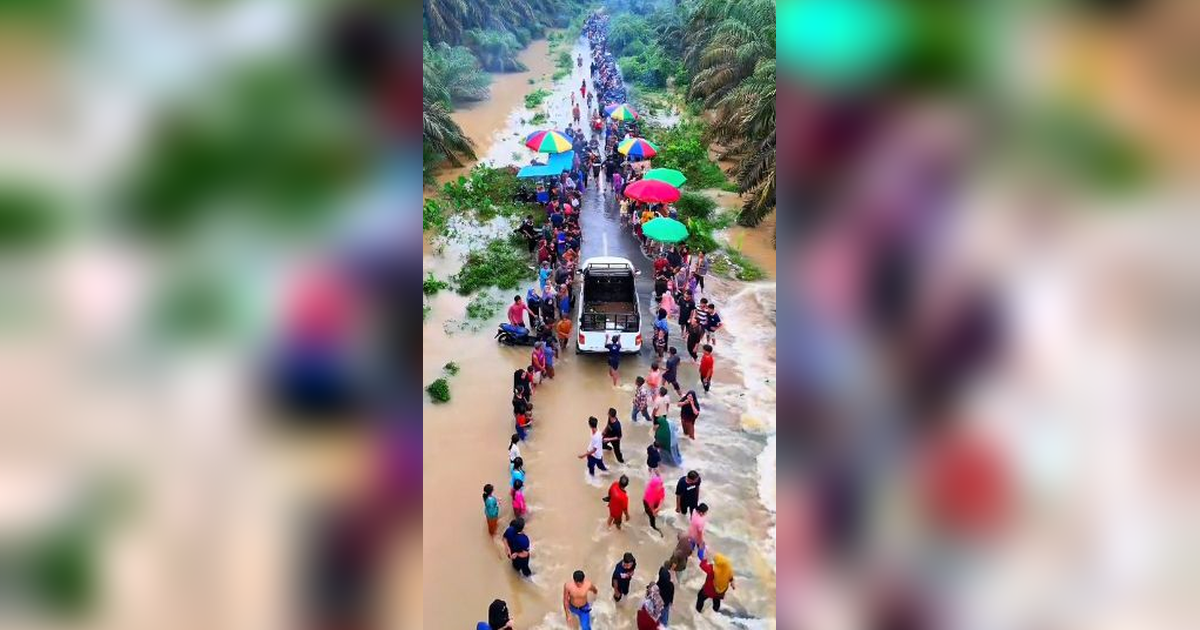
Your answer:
[623,179,680,204]
[524,129,573,154]
[617,137,658,159]
[643,168,686,188]
[607,104,639,121]
[642,217,689,243]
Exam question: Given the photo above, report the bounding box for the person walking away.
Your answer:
[483,484,501,536]
[563,570,597,630]
[688,503,709,555]
[675,470,701,516]
[573,103,581,124]
[477,599,513,630]
[508,433,521,464]
[606,475,631,529]
[580,79,586,100]
[579,416,609,477]
[543,340,556,379]
[663,348,682,395]
[646,442,660,473]
[655,566,675,626]
[652,309,670,359]
[643,471,665,534]
[646,362,663,393]
[602,408,624,463]
[696,553,735,612]
[694,250,708,294]
[512,479,528,519]
[678,390,700,439]
[604,335,622,386]
[667,532,691,579]
[612,552,637,601]
[633,376,652,420]
[699,344,715,392]
[502,518,532,577]
[637,577,664,629]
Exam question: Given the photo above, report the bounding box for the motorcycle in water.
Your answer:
[495,321,552,347]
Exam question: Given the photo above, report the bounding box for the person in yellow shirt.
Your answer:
[641,208,654,224]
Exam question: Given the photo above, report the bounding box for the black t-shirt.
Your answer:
[647,447,661,468]
[603,419,623,441]
[675,476,701,507]
[612,560,636,585]
[678,299,694,324]
[666,251,682,269]
[664,354,681,380]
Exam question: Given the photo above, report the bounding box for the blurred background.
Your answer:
[0,0,420,629]
[777,0,1200,628]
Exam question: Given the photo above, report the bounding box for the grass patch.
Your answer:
[556,51,573,72]
[675,191,716,221]
[423,273,450,295]
[453,238,532,294]
[423,303,430,321]
[443,361,460,375]
[720,181,740,193]
[530,112,549,126]
[552,68,570,81]
[722,247,767,281]
[466,293,505,320]
[426,378,451,403]
[524,88,551,108]
[423,199,447,232]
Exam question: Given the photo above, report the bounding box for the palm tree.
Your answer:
[423,41,491,104]
[686,0,776,226]
[423,95,475,168]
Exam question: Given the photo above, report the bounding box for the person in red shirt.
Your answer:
[507,295,528,328]
[920,423,1010,541]
[699,344,715,392]
[653,255,669,276]
[607,474,631,530]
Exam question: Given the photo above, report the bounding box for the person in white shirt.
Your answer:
[509,433,521,463]
[578,416,609,476]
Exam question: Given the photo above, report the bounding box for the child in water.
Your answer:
[483,484,501,536]
[512,479,528,519]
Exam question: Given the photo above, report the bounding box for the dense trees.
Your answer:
[683,0,776,226]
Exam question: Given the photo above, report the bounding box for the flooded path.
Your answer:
[422,33,776,629]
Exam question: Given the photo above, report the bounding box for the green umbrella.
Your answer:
[643,168,687,188]
[642,217,689,244]
[778,0,908,91]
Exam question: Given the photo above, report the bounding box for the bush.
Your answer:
[683,219,719,253]
[466,293,505,320]
[530,112,549,126]
[423,273,450,295]
[441,165,521,214]
[426,378,451,403]
[675,191,716,221]
[466,29,527,72]
[443,361,460,375]
[723,247,767,281]
[423,198,446,231]
[646,121,727,189]
[524,88,551,108]
[0,183,62,253]
[453,238,533,294]
[556,51,573,72]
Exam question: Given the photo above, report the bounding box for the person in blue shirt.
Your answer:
[605,335,622,386]
[538,262,552,290]
[544,340,556,379]
[502,518,532,577]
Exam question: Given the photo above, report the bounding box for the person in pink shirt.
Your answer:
[688,503,709,555]
[642,471,665,535]
[512,479,528,519]
[507,295,529,328]
[531,342,547,384]
[646,362,663,391]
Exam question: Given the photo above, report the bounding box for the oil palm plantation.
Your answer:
[684,0,776,226]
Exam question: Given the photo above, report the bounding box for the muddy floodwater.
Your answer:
[422,34,776,629]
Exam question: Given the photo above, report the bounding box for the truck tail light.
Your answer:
[578,333,585,346]
[635,333,643,346]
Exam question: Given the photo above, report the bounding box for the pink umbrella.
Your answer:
[622,179,681,203]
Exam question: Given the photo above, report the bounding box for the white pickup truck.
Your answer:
[575,256,642,353]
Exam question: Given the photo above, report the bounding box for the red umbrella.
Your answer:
[622,179,681,204]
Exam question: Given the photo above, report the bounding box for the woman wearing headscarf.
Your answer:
[512,369,531,419]
[656,566,675,626]
[696,553,735,613]
[637,576,665,629]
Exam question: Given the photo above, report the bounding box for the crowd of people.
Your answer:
[476,13,740,630]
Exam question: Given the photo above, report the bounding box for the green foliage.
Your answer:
[556,51,573,72]
[120,60,370,240]
[675,191,717,221]
[524,88,551,108]
[426,378,451,403]
[683,219,719,253]
[441,165,522,216]
[423,273,450,295]
[453,239,533,294]
[530,112,549,126]
[423,41,491,106]
[466,29,528,72]
[608,14,653,57]
[151,269,233,342]
[0,183,62,253]
[443,361,461,375]
[466,293,506,319]
[1026,103,1151,193]
[646,121,728,189]
[423,198,447,232]
[619,45,681,89]
[723,247,766,281]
